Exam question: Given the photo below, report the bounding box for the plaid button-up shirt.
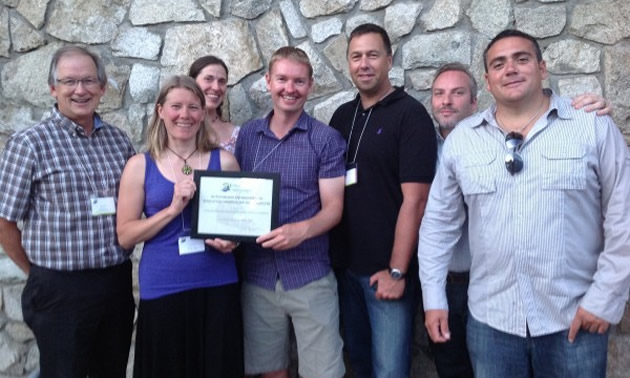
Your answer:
[235,111,346,290]
[0,106,135,271]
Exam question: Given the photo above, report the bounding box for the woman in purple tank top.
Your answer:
[116,76,243,378]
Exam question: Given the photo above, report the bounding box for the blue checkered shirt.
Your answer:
[0,106,135,271]
[235,111,346,290]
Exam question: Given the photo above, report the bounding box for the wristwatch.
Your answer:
[389,268,406,280]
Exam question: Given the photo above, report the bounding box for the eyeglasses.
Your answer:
[504,132,524,175]
[56,77,101,89]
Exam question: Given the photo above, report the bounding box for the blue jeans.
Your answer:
[467,314,608,378]
[429,275,473,378]
[337,269,418,378]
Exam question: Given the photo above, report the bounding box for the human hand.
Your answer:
[369,269,405,300]
[571,93,612,116]
[568,306,610,343]
[205,238,239,254]
[168,178,196,215]
[425,309,451,343]
[256,222,308,250]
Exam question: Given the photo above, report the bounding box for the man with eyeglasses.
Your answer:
[0,46,135,377]
[418,29,630,378]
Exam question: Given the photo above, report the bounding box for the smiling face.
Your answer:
[484,36,547,106]
[347,32,392,98]
[431,70,478,132]
[194,63,228,112]
[49,53,106,129]
[157,87,205,143]
[265,58,313,116]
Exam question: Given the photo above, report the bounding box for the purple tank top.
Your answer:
[139,149,238,300]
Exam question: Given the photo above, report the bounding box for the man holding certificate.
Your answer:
[234,46,346,378]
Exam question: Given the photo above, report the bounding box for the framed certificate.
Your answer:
[191,171,280,242]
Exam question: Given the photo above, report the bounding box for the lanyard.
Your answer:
[63,128,114,194]
[253,134,285,172]
[346,102,373,164]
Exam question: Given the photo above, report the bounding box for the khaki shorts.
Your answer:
[242,272,345,377]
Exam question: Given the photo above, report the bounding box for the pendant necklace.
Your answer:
[166,146,197,175]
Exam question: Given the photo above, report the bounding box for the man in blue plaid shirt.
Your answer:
[0,46,136,378]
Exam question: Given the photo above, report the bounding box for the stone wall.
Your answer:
[0,0,629,377]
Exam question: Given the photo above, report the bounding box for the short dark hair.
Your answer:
[433,63,478,100]
[348,23,392,56]
[48,45,107,87]
[188,55,229,117]
[483,29,542,73]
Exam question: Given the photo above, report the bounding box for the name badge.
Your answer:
[178,236,206,255]
[91,196,116,216]
[345,163,358,186]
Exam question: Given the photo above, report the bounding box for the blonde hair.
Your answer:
[268,46,313,78]
[145,76,219,159]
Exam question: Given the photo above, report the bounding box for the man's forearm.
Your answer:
[0,219,30,274]
[389,183,429,272]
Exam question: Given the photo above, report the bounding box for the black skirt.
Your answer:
[133,284,244,378]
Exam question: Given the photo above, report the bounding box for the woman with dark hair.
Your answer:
[117,75,243,378]
[189,56,241,153]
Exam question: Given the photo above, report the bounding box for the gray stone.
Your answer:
[127,104,148,145]
[101,109,143,147]
[129,0,204,25]
[255,9,289,65]
[346,13,382,37]
[323,34,352,83]
[313,90,356,124]
[161,20,262,86]
[619,303,630,333]
[360,0,392,11]
[2,284,24,321]
[0,332,26,374]
[279,0,307,39]
[47,0,125,43]
[0,255,27,283]
[608,330,630,378]
[15,0,48,28]
[248,76,271,112]
[299,0,358,18]
[200,0,221,18]
[10,13,46,53]
[514,4,565,39]
[1,43,60,107]
[537,0,564,2]
[228,84,253,127]
[99,63,130,111]
[402,31,471,69]
[231,0,272,19]
[604,41,630,134]
[0,6,9,57]
[5,322,34,342]
[556,76,602,98]
[384,2,422,42]
[389,66,404,87]
[466,0,512,38]
[543,40,600,74]
[129,64,159,103]
[24,343,38,372]
[407,68,437,91]
[112,27,162,60]
[1,0,18,7]
[297,41,342,99]
[569,0,630,45]
[421,0,461,32]
[311,17,343,43]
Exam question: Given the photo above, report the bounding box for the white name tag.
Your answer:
[91,196,116,216]
[345,164,358,186]
[178,236,206,255]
